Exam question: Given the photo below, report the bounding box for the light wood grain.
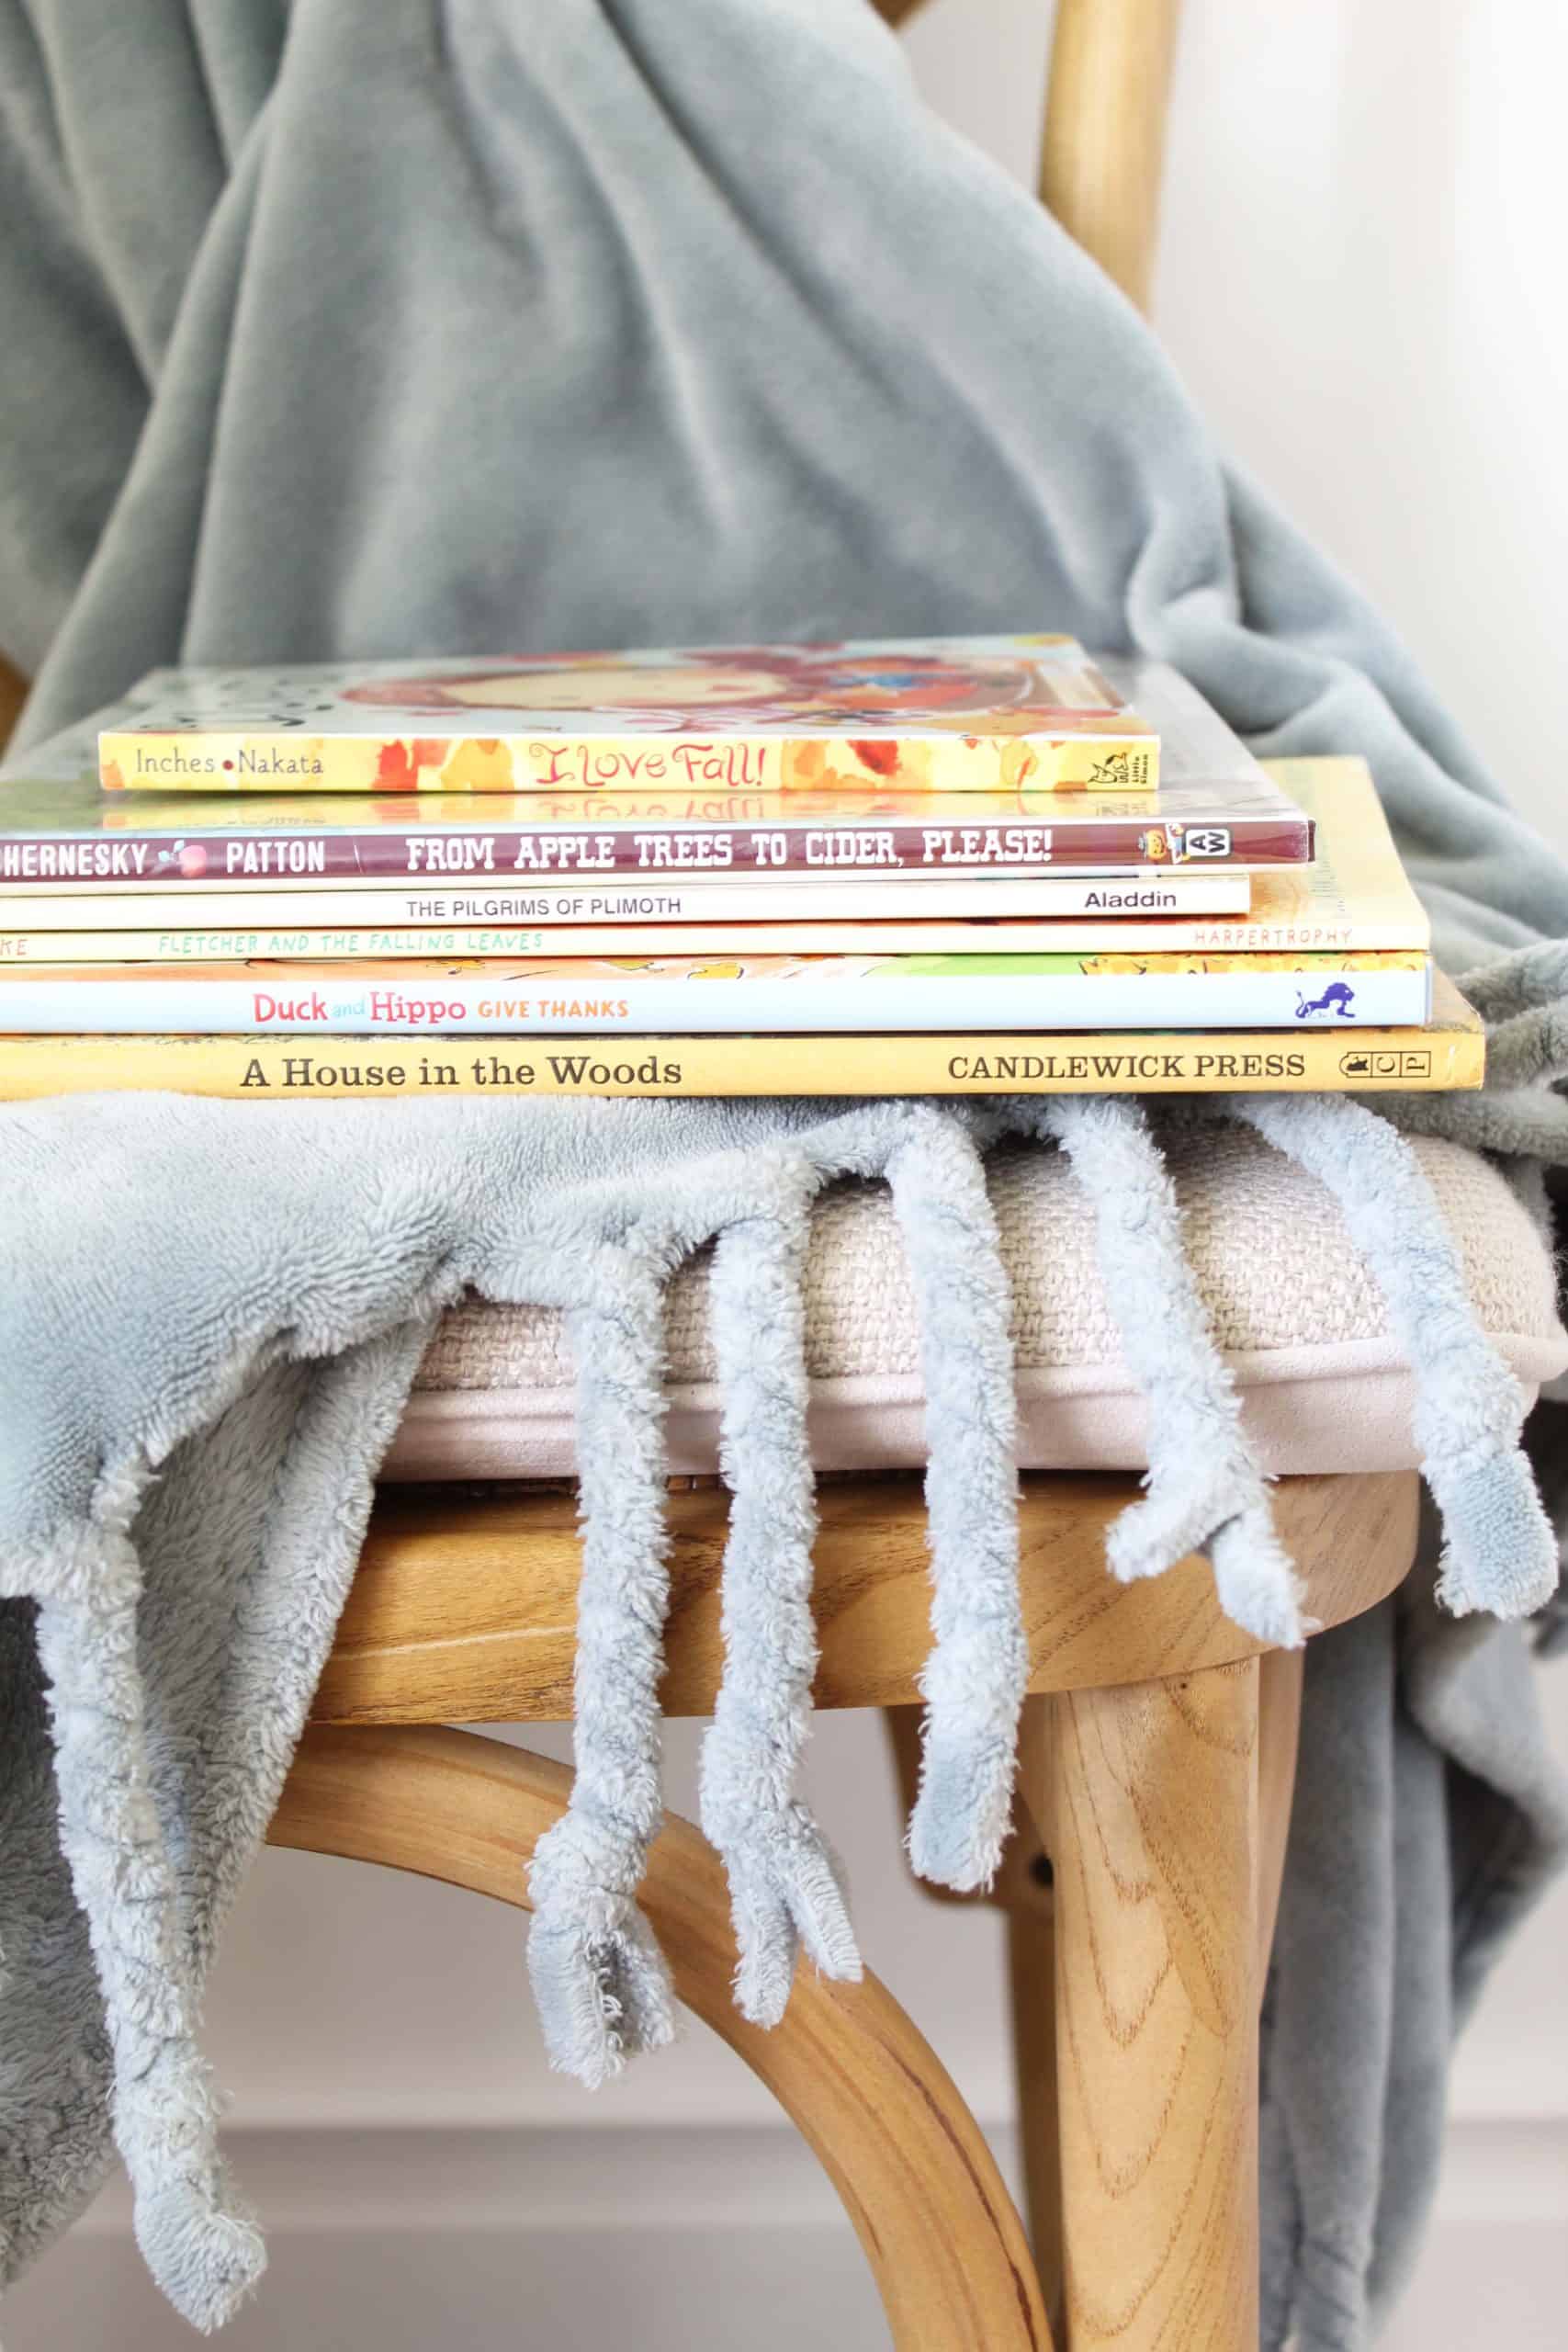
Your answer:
[1041,0,1183,312]
[311,1469,1417,1724]
[270,1724,1052,2352]
[1048,1660,1260,2350]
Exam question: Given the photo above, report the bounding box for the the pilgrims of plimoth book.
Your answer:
[88,637,1259,796]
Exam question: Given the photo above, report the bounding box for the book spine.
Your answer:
[0,961,1432,1034]
[0,915,1412,962]
[0,813,1311,888]
[0,872,1254,923]
[98,727,1159,795]
[0,1025,1483,1101]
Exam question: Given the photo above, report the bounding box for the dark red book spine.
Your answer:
[0,813,1312,887]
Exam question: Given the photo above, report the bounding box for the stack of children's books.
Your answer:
[0,634,1479,1101]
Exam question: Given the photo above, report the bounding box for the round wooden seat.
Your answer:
[305,1468,1415,1725]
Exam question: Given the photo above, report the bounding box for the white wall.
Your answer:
[903,0,1568,2162]
[9,4,1568,2344]
[908,0,1568,854]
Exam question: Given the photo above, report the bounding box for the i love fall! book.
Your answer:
[92,636,1263,797]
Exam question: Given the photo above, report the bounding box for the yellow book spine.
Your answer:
[0,1020,1482,1102]
[96,728,1159,796]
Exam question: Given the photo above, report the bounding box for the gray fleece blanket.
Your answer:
[4,5,1568,2346]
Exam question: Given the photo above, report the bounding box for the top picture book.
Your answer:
[94,636,1268,798]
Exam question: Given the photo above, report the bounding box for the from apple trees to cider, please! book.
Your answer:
[0,976,1483,1101]
[0,758,1411,962]
[0,774,1313,888]
[93,638,1256,796]
[0,947,1430,1034]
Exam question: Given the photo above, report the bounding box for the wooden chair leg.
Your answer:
[271,1724,1053,2352]
[886,1696,1066,2325]
[1009,1696,1066,2335]
[1047,1659,1260,2351]
[892,1637,1302,2339]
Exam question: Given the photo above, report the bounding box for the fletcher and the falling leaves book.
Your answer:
[91,638,1259,796]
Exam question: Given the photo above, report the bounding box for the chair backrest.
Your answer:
[0,0,1182,756]
[1039,0,1182,312]
[0,654,20,752]
[878,0,1180,311]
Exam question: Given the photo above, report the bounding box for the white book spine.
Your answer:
[0,873,1250,923]
[0,964,1431,1035]
[0,911,1425,961]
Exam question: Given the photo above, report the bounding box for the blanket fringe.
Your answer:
[527,1089,1549,2037]
[10,1084,1562,2335]
[698,1186,860,2024]
[886,1112,1027,1891]
[1233,1094,1558,1619]
[1026,1097,1307,1649]
[33,1549,265,2331]
[525,1258,678,2082]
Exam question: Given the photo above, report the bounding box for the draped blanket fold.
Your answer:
[3,4,1568,2344]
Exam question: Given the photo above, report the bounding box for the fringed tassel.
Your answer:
[1233,1092,1558,1619]
[699,1186,861,2026]
[33,1532,265,2331]
[526,1246,679,2084]
[1025,1097,1306,1647]
[886,1111,1026,1891]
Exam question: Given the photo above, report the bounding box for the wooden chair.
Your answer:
[276,1472,1415,2349]
[0,5,1425,2346]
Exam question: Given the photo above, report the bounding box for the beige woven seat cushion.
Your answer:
[383,1127,1568,1482]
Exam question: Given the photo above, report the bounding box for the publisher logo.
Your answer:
[1339,1047,1432,1080]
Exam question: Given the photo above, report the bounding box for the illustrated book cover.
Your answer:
[90,638,1264,796]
